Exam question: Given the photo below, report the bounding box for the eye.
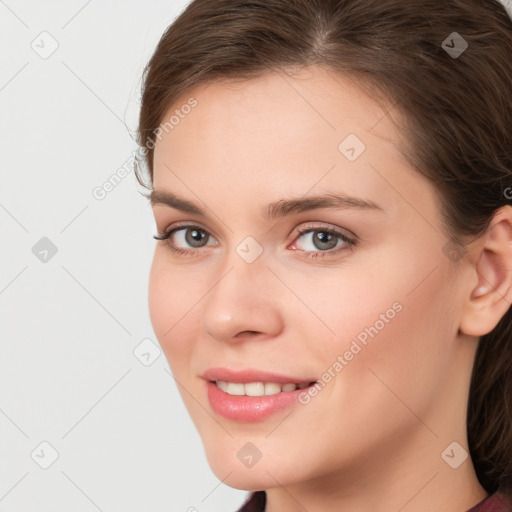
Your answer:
[153,224,218,255]
[171,227,212,248]
[153,222,357,259]
[290,224,357,258]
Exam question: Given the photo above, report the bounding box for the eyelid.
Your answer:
[289,221,357,243]
[158,220,219,241]
[157,221,355,242]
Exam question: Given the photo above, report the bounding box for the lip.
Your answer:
[202,367,318,422]
[201,367,317,384]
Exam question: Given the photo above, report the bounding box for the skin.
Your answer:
[148,65,512,512]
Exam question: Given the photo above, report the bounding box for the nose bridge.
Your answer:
[215,233,269,294]
[201,239,283,341]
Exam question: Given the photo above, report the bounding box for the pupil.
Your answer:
[314,231,337,250]
[186,228,206,247]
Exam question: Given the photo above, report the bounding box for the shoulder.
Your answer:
[235,490,512,511]
[467,492,512,512]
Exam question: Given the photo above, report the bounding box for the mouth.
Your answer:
[210,380,318,397]
[202,368,319,421]
[205,377,319,422]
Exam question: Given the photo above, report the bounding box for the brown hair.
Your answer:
[136,0,512,498]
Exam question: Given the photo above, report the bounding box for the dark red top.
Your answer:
[236,490,512,512]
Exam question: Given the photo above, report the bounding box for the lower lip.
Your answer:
[206,381,314,422]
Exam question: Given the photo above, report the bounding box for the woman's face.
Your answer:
[149,65,476,490]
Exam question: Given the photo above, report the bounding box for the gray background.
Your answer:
[0,1,248,510]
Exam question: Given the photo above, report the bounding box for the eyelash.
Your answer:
[153,223,357,259]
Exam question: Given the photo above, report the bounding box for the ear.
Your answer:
[460,205,512,337]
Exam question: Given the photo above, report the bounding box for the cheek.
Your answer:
[327,238,456,353]
[147,255,170,343]
[148,253,201,369]
[315,256,459,423]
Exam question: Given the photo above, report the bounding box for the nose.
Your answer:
[201,252,284,344]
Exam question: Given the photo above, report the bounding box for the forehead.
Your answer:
[158,66,400,144]
[150,65,434,226]
[153,67,406,172]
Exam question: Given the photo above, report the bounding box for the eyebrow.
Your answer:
[149,190,384,219]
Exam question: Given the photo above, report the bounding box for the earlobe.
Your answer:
[460,206,512,337]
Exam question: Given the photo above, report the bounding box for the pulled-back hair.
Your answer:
[136,0,512,497]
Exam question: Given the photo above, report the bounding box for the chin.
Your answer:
[210,466,278,492]
[202,441,301,491]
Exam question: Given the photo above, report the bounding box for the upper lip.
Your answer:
[202,367,317,384]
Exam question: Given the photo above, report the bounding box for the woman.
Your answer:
[135,0,512,510]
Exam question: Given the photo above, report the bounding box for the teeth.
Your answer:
[215,381,313,396]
